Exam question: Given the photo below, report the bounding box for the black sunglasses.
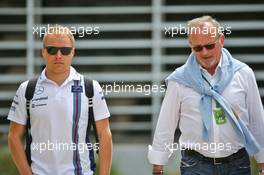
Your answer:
[191,38,219,52]
[45,46,72,55]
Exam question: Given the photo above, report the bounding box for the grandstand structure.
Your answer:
[0,0,264,146]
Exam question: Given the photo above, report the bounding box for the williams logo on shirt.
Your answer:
[71,85,83,93]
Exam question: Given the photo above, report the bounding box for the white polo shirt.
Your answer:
[148,63,264,165]
[8,67,110,175]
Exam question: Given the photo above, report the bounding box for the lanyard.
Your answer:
[201,73,221,108]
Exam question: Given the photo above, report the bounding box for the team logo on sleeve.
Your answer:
[71,85,83,93]
[10,95,19,112]
[99,91,105,100]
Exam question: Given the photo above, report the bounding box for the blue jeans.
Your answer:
[180,151,251,175]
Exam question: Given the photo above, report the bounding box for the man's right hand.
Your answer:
[152,164,164,174]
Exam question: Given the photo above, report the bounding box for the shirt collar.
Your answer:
[38,66,80,84]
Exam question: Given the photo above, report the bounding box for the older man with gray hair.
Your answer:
[148,16,264,175]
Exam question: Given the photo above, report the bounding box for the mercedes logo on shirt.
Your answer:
[34,86,44,95]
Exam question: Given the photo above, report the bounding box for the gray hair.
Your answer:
[187,16,222,37]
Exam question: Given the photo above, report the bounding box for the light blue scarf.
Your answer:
[166,48,260,155]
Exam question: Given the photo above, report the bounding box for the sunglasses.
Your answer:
[191,39,219,52]
[45,46,72,55]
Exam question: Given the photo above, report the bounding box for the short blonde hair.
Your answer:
[187,16,222,37]
[42,25,75,47]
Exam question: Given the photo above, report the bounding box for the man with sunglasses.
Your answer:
[8,25,112,175]
[148,16,264,175]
